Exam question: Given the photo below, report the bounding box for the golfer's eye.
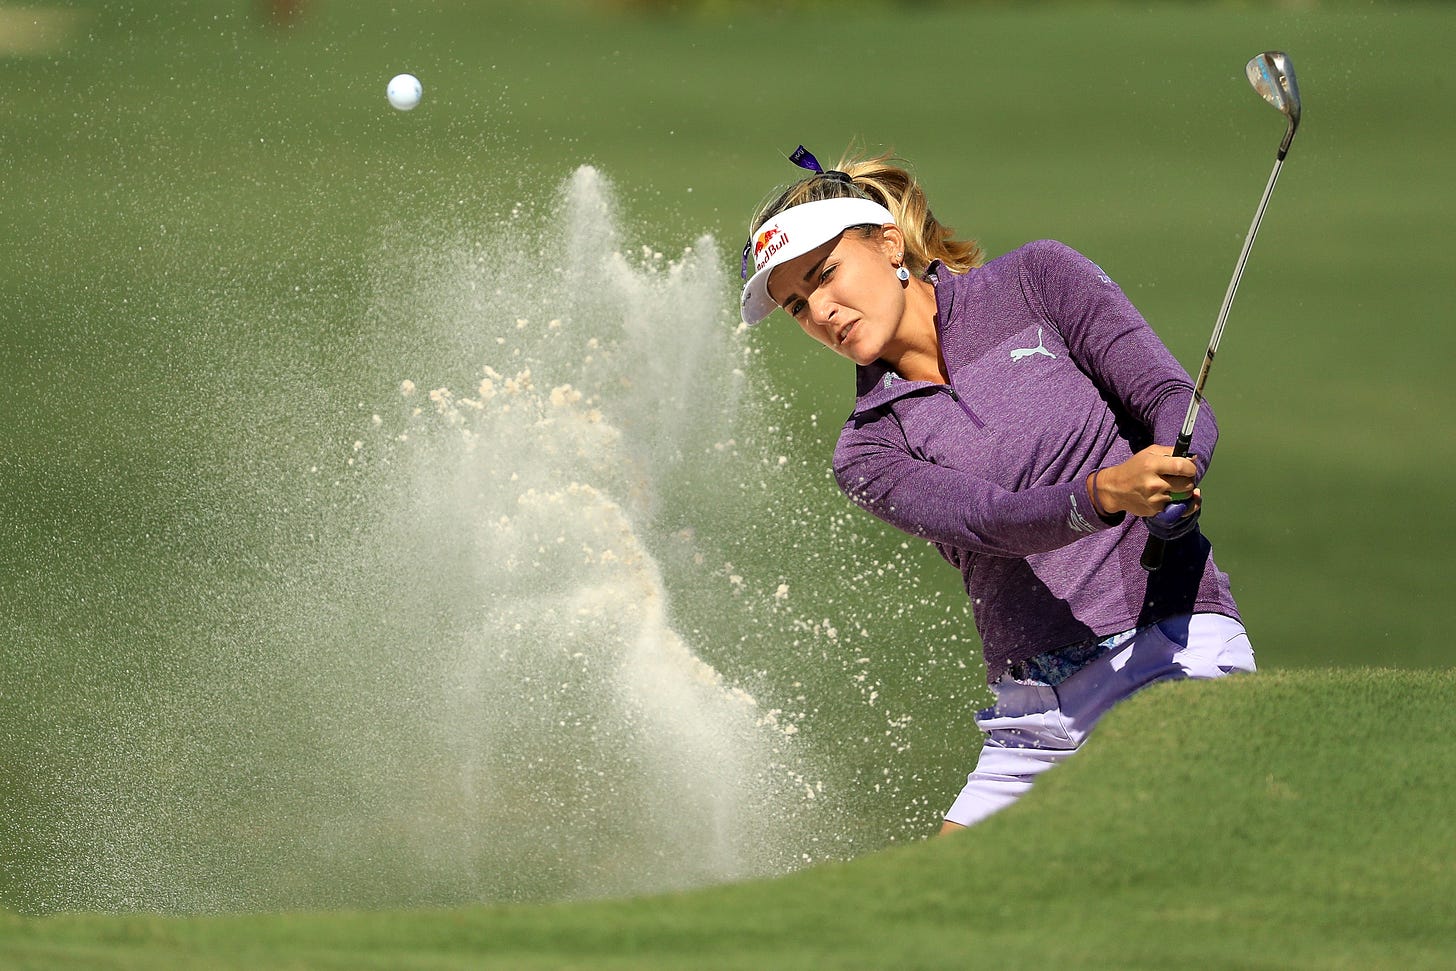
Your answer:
[788,298,808,318]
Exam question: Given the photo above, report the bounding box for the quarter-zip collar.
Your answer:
[850,362,941,418]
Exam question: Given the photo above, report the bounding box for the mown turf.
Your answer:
[3,669,1453,969]
[2,1,1452,676]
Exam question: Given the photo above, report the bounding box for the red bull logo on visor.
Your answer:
[752,225,790,272]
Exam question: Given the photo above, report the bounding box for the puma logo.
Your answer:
[1010,327,1057,362]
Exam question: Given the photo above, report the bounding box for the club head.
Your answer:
[1246,51,1301,149]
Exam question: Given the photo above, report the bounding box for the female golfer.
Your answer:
[740,147,1254,833]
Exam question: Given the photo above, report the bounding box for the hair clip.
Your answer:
[791,145,852,185]
[789,145,823,174]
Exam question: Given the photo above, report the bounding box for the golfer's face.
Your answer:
[766,228,904,366]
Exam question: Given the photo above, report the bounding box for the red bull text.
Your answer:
[753,226,790,271]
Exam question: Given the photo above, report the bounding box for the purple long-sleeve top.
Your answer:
[833,240,1240,683]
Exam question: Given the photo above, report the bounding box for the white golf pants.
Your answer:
[945,612,1255,828]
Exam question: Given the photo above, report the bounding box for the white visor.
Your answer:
[739,197,896,326]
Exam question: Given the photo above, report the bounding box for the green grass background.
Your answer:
[2,0,1453,965]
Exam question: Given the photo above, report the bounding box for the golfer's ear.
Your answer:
[880,224,904,258]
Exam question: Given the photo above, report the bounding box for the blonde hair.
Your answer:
[748,151,983,276]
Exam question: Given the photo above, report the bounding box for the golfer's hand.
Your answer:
[1091,445,1202,519]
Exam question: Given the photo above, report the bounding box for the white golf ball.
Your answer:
[387,73,422,111]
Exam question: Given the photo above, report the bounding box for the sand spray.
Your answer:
[14,168,838,912]
[6,166,986,914]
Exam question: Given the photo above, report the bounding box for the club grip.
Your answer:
[1139,437,1194,573]
[1140,529,1171,573]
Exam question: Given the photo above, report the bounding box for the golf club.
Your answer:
[1141,50,1302,572]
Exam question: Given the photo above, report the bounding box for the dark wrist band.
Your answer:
[1089,469,1109,518]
